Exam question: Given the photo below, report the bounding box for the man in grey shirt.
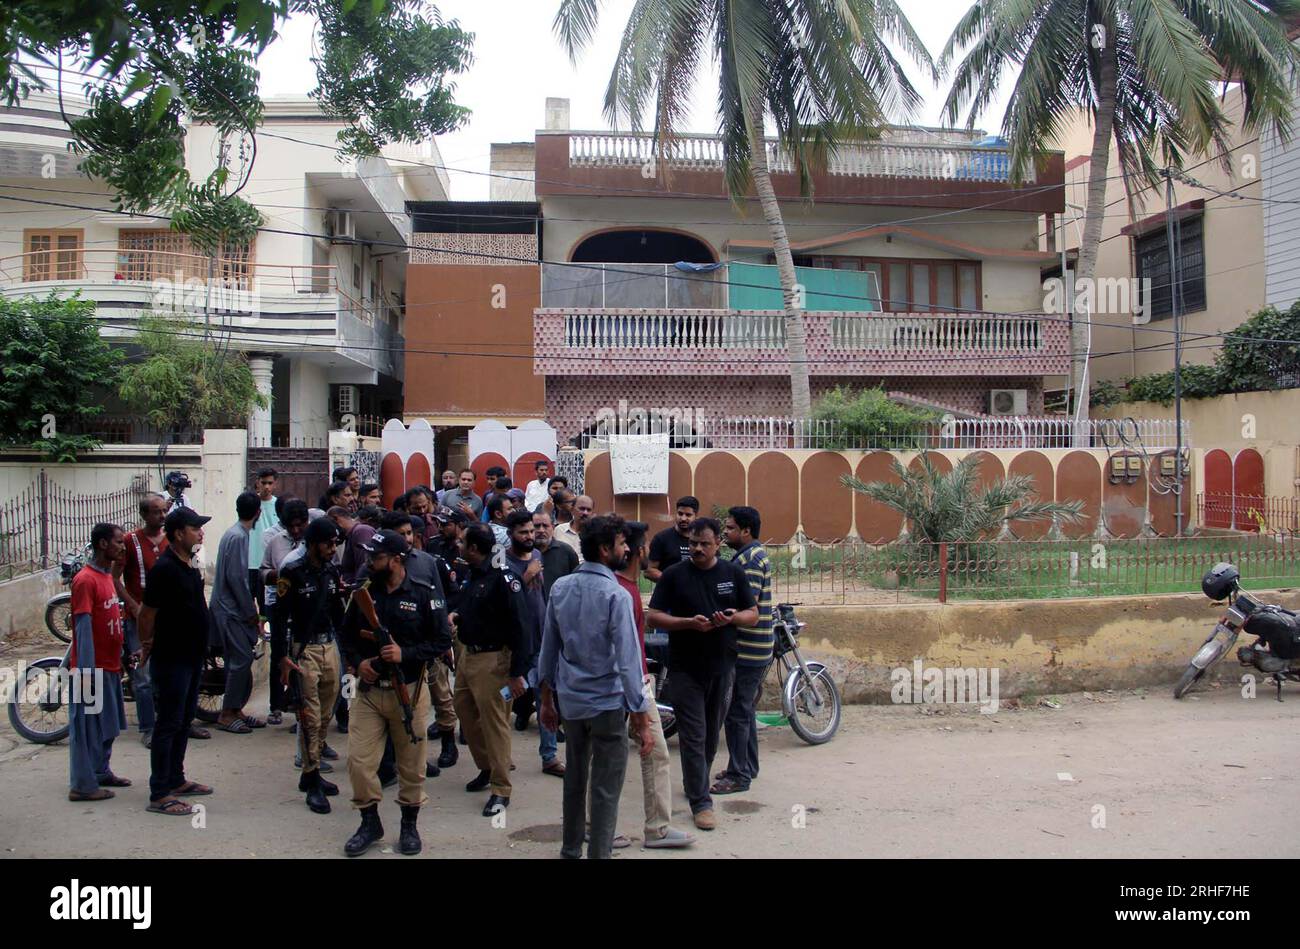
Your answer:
[442,469,483,519]
[211,491,263,732]
[540,514,652,859]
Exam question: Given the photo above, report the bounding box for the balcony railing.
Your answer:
[0,247,392,326]
[566,131,1028,183]
[577,415,1189,451]
[535,307,1069,376]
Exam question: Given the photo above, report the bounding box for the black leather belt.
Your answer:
[465,644,502,654]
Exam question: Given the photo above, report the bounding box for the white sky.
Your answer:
[258,0,1016,201]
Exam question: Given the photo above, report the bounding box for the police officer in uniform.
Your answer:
[451,523,531,817]
[380,512,462,770]
[276,517,346,814]
[341,530,451,857]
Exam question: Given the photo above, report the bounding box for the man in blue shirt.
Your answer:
[540,515,653,859]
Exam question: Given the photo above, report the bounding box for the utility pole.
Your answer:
[1163,169,1185,537]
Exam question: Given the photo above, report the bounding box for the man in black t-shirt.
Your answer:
[646,516,757,833]
[645,495,700,582]
[139,507,215,816]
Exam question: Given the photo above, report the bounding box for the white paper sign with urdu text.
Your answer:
[610,433,669,495]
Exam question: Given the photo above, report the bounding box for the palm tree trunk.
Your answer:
[747,119,813,426]
[1070,36,1117,434]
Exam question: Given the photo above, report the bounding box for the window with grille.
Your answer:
[115,229,254,289]
[23,229,83,281]
[794,254,980,312]
[1134,216,1206,320]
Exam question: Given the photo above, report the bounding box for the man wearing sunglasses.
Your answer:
[276,517,348,815]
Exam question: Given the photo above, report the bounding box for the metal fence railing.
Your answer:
[577,415,1189,451]
[0,472,148,581]
[1198,494,1300,533]
[751,535,1300,605]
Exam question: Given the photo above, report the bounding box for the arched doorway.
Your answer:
[571,228,716,263]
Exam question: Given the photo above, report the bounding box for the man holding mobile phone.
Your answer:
[645,516,757,833]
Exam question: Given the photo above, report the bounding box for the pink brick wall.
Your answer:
[546,375,1044,442]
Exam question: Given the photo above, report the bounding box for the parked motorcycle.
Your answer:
[1173,562,1300,700]
[43,545,91,643]
[649,602,842,745]
[7,642,238,744]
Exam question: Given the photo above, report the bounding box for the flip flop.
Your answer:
[242,716,267,729]
[218,719,252,734]
[188,725,212,740]
[98,773,132,787]
[171,781,213,796]
[147,797,193,816]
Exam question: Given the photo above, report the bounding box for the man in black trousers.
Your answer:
[139,508,216,816]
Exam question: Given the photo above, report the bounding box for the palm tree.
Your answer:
[840,452,1083,542]
[940,0,1300,418]
[554,0,936,421]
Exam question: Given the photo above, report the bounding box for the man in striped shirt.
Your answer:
[712,506,773,796]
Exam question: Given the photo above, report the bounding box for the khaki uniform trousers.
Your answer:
[453,647,513,797]
[428,655,457,732]
[296,644,340,775]
[347,678,430,808]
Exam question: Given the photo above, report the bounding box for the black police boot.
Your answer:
[398,804,422,855]
[426,721,440,740]
[298,770,338,796]
[344,805,383,857]
[482,794,509,818]
[438,729,459,768]
[425,759,440,778]
[465,768,490,793]
[301,771,330,815]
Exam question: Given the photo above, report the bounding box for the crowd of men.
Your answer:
[63,458,776,859]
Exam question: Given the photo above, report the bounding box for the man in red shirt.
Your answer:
[115,493,166,746]
[613,521,694,850]
[68,522,130,801]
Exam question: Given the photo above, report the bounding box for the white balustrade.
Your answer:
[565,132,1029,183]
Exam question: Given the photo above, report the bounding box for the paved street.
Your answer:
[2,653,1297,858]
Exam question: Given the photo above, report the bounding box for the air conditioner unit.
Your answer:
[337,385,359,415]
[987,389,1028,416]
[325,209,355,242]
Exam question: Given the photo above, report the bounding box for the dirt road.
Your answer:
[2,665,1295,858]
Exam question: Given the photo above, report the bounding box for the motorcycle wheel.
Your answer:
[785,662,841,745]
[7,657,71,744]
[44,594,73,644]
[1172,662,1207,699]
[194,655,227,724]
[658,703,677,740]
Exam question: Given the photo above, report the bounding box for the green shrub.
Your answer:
[812,386,940,450]
[1090,300,1300,407]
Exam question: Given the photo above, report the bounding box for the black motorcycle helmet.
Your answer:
[1201,562,1240,601]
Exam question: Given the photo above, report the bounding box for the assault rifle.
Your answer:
[352,584,419,745]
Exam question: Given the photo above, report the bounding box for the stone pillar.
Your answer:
[248,354,274,447]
